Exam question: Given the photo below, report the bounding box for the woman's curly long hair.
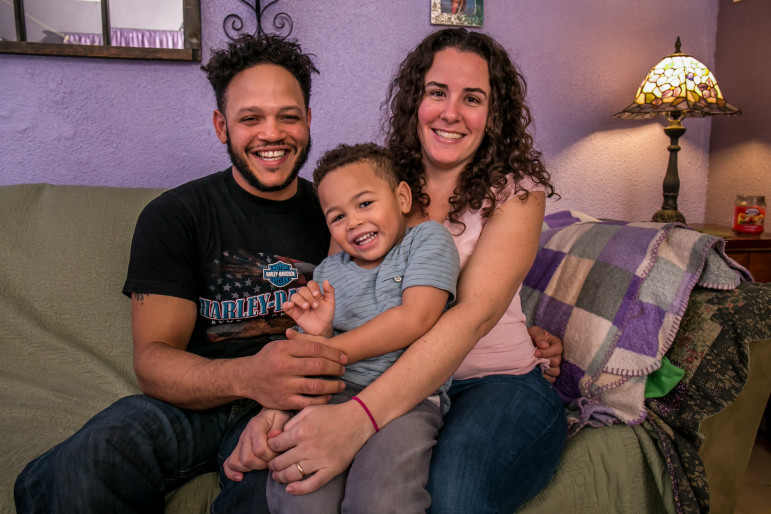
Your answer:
[383,28,556,228]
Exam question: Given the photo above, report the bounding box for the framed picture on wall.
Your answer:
[430,0,484,27]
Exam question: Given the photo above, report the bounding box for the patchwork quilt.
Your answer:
[520,211,750,436]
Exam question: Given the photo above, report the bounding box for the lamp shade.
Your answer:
[613,38,741,120]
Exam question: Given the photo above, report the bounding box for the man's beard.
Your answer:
[226,135,311,193]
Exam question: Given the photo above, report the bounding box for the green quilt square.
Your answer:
[575,261,635,322]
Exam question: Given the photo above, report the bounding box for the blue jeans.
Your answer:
[427,368,567,513]
[14,394,270,514]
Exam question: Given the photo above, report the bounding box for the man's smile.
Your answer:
[255,149,288,160]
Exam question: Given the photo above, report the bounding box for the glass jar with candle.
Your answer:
[733,195,766,235]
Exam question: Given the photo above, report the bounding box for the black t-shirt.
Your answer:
[123,170,330,358]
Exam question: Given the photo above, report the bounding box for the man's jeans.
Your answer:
[14,394,269,513]
[427,368,568,514]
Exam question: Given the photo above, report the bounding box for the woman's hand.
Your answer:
[529,325,563,383]
[224,408,292,482]
[266,400,376,495]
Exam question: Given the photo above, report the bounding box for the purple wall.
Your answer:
[707,0,771,226]
[0,1,722,222]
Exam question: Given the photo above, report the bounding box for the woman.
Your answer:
[227,28,566,512]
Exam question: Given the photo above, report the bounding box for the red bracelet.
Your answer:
[352,396,379,433]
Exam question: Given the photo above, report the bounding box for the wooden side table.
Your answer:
[690,224,771,283]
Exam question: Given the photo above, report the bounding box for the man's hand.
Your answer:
[224,408,292,482]
[242,338,348,410]
[529,325,563,383]
[282,280,335,337]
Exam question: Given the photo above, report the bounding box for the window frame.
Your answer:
[0,0,201,61]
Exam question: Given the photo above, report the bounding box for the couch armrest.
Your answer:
[699,338,771,514]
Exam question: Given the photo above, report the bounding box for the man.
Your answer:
[15,34,347,513]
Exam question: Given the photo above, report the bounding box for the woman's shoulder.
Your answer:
[498,173,546,200]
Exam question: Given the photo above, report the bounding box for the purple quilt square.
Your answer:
[611,274,644,326]
[615,301,666,357]
[523,247,565,292]
[597,226,660,273]
[543,211,584,231]
[555,360,584,403]
[534,295,574,339]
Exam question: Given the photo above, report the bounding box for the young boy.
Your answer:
[266,143,460,513]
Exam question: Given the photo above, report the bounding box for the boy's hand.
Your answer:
[282,280,336,337]
[224,408,292,482]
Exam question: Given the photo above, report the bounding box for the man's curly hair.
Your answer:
[382,28,556,229]
[201,34,318,113]
[313,143,399,191]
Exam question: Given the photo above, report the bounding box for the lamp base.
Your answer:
[652,209,686,224]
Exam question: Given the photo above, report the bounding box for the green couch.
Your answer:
[1,183,769,513]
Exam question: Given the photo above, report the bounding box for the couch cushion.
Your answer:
[0,184,164,507]
[519,423,674,513]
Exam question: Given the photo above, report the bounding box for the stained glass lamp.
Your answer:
[613,37,741,223]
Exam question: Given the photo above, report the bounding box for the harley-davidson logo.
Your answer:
[262,261,299,287]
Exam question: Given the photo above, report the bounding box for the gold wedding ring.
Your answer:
[296,462,306,478]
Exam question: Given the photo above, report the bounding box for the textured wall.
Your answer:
[707,0,771,226]
[0,0,721,222]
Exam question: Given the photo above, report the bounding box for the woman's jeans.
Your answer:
[14,395,270,513]
[427,368,567,514]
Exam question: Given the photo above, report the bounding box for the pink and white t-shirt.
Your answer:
[447,176,549,380]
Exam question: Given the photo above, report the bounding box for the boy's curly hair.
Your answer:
[201,34,318,113]
[313,143,400,191]
[382,28,557,230]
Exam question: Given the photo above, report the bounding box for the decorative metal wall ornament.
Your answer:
[224,1,293,40]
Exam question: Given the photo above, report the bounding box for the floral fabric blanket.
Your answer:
[644,283,770,513]
[520,211,750,436]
